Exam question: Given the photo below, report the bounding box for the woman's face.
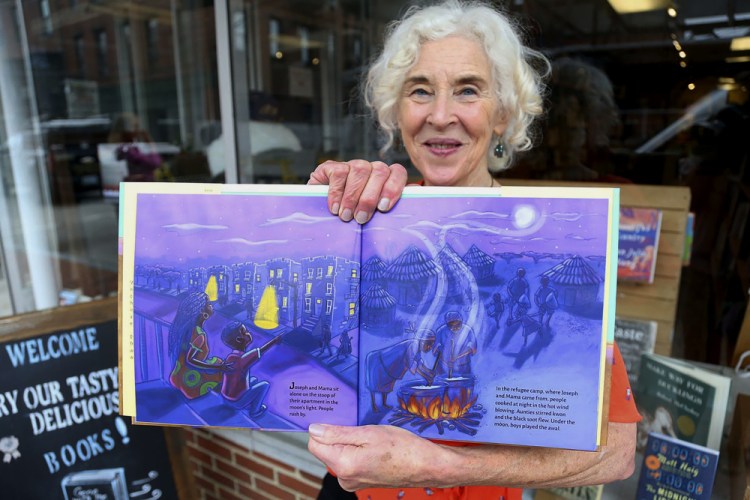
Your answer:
[397,36,507,187]
[202,302,214,319]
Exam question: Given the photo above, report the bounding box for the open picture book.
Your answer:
[119,183,620,451]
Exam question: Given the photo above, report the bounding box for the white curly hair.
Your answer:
[365,0,549,171]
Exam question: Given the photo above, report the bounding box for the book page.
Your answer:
[119,183,360,430]
[357,186,617,450]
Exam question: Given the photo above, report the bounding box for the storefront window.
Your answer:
[0,0,747,376]
[0,0,222,314]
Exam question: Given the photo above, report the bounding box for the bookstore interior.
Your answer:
[1,0,750,499]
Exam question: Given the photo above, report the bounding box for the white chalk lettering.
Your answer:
[0,390,19,417]
[4,328,99,367]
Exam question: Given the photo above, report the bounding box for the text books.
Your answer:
[635,353,731,451]
[618,207,662,284]
[614,317,657,386]
[637,432,718,499]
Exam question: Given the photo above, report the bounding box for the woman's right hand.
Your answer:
[308,160,408,224]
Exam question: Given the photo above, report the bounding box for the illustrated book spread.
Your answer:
[617,207,662,284]
[635,353,731,451]
[636,432,719,499]
[118,183,620,451]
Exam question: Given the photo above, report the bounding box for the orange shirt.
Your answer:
[354,343,641,500]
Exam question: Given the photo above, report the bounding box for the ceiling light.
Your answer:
[726,55,750,63]
[275,51,283,59]
[680,61,687,68]
[731,36,750,51]
[607,0,670,14]
[679,51,686,58]
[667,7,678,18]
[688,83,695,90]
[673,41,682,50]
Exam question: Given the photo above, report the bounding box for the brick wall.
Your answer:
[181,428,324,499]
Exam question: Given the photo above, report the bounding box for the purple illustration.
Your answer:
[132,193,362,430]
[357,195,613,450]
[126,188,616,450]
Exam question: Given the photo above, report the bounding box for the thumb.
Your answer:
[307,423,364,445]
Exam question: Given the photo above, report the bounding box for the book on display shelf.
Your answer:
[636,432,719,500]
[635,353,731,452]
[119,182,620,450]
[617,207,662,284]
[614,316,657,387]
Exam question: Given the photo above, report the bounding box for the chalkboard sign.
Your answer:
[0,298,180,500]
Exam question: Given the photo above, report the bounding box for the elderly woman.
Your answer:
[307,1,639,499]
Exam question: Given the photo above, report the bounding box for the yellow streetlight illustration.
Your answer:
[205,275,219,302]
[255,285,280,330]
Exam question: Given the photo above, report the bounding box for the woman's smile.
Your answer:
[397,36,507,187]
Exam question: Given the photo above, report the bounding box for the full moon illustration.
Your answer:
[512,204,537,229]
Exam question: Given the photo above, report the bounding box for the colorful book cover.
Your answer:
[683,212,695,267]
[636,432,719,499]
[614,316,657,387]
[119,183,619,450]
[618,207,662,283]
[635,353,731,451]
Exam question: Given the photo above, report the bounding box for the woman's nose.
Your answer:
[427,92,456,128]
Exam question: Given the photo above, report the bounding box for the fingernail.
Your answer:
[308,423,325,437]
[331,203,340,215]
[377,197,391,212]
[355,211,369,224]
[341,208,353,221]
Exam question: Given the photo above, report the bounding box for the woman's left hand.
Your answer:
[308,160,408,224]
[307,423,455,491]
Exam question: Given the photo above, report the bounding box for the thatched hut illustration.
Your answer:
[362,255,388,287]
[360,284,397,326]
[541,255,602,309]
[385,245,439,307]
[437,244,471,301]
[462,244,496,280]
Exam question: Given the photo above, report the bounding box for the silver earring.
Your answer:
[494,142,505,158]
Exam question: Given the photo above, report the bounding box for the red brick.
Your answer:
[235,453,275,479]
[237,483,256,499]
[255,451,295,472]
[205,491,221,500]
[186,442,214,466]
[278,472,321,498]
[193,474,217,496]
[300,470,324,484]
[211,432,250,454]
[200,464,238,487]
[215,482,244,500]
[183,428,199,444]
[255,477,296,500]
[196,435,233,461]
[212,455,252,483]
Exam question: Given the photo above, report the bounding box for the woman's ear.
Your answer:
[493,114,508,138]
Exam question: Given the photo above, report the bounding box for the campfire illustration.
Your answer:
[389,375,485,436]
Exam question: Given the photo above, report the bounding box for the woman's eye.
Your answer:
[459,87,478,96]
[411,88,430,96]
